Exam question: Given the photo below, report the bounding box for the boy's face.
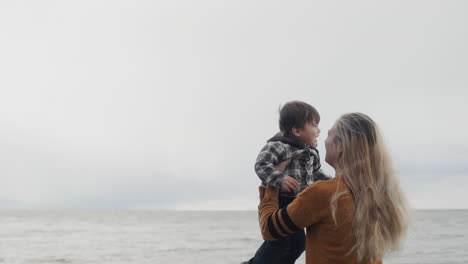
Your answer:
[293,121,320,147]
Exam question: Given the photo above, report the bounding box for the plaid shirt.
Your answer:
[255,134,330,197]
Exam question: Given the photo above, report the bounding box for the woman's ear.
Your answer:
[337,143,343,154]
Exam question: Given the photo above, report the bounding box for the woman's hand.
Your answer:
[275,159,297,192]
[275,158,291,172]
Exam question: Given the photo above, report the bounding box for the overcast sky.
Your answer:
[1,0,467,210]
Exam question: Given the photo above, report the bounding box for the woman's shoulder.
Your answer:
[288,177,343,224]
[301,177,341,199]
[312,176,341,189]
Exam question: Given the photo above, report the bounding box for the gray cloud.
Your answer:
[1,0,467,209]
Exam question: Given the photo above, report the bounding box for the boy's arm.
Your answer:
[254,142,287,188]
[309,147,332,183]
[313,168,332,182]
[258,184,327,240]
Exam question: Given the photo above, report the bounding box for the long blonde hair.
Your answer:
[330,113,408,262]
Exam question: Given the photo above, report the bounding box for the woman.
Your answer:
[258,113,408,264]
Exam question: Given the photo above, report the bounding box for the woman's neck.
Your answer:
[333,167,343,178]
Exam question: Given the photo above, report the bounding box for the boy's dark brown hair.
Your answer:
[279,101,320,136]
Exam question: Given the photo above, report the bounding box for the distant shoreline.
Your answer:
[1,209,467,212]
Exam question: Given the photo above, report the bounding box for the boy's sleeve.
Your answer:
[254,142,287,188]
[313,168,332,182]
[258,183,328,240]
[309,148,332,183]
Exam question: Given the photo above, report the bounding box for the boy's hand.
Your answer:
[281,176,298,192]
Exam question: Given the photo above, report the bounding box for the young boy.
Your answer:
[243,101,330,264]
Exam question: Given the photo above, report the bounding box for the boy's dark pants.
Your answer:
[246,195,305,264]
